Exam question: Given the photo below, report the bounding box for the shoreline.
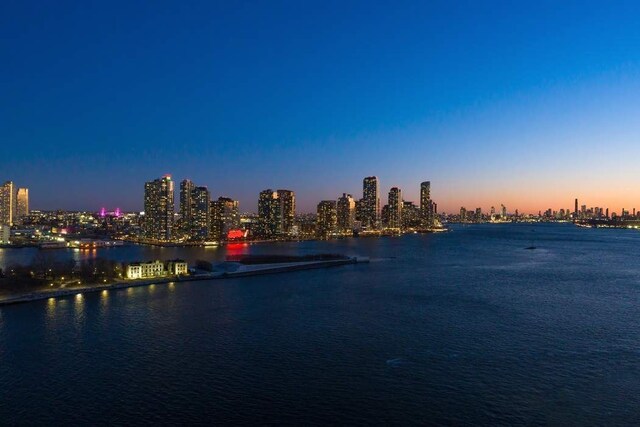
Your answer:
[0,257,368,307]
[0,228,449,250]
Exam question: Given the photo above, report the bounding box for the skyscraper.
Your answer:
[574,198,579,217]
[179,180,210,240]
[420,181,432,228]
[277,189,295,235]
[0,181,15,226]
[210,197,240,240]
[402,201,420,229]
[15,188,29,224]
[362,176,380,230]
[258,190,281,238]
[179,179,195,234]
[388,187,402,229]
[191,186,211,240]
[144,175,175,241]
[337,193,356,233]
[316,200,337,239]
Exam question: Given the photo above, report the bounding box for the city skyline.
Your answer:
[2,173,638,217]
[4,2,640,213]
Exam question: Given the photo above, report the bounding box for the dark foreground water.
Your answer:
[2,224,640,425]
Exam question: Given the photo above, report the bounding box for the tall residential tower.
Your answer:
[143,175,175,241]
[337,193,356,233]
[0,181,15,226]
[388,187,402,229]
[420,181,433,228]
[277,189,296,235]
[361,176,380,230]
[180,179,210,240]
[15,188,29,224]
[257,190,281,238]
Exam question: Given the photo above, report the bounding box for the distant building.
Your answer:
[337,193,356,233]
[192,186,211,240]
[180,180,210,240]
[0,225,10,244]
[388,187,402,229]
[258,189,281,238]
[0,181,14,226]
[179,179,195,234]
[354,199,363,223]
[143,176,175,241]
[381,204,390,227]
[210,197,240,240]
[167,260,188,275]
[126,259,188,279]
[402,201,420,229]
[15,188,29,225]
[277,189,296,235]
[420,181,433,228]
[126,260,165,279]
[362,176,380,230]
[316,200,337,239]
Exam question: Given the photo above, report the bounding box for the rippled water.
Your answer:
[2,224,640,424]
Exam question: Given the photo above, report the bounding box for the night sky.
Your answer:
[3,1,640,213]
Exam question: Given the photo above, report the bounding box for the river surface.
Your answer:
[1,223,640,425]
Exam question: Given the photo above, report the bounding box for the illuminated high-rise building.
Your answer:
[337,193,356,233]
[258,190,281,238]
[15,188,29,224]
[388,187,402,229]
[179,179,195,234]
[316,200,337,239]
[402,201,420,229]
[0,181,15,226]
[420,181,433,228]
[191,186,211,240]
[179,180,210,240]
[143,175,174,241]
[354,199,363,223]
[381,204,390,227]
[277,189,295,234]
[210,197,240,240]
[362,176,380,230]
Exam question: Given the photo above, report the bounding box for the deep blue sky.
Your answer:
[3,1,640,213]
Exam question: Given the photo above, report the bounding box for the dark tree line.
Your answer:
[3,253,123,284]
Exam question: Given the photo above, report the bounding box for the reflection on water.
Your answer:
[226,243,249,257]
[100,290,109,311]
[3,224,640,425]
[74,294,85,328]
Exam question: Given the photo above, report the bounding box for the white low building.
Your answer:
[126,260,189,279]
[167,260,188,275]
[126,260,166,279]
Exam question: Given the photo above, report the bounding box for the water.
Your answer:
[2,223,640,424]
